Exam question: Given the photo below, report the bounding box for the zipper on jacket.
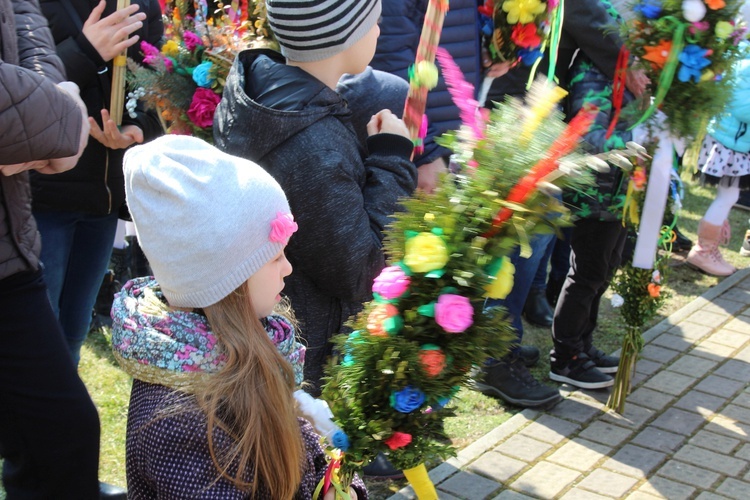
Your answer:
[105,149,112,213]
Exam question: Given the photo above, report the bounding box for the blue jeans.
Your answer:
[487,232,556,355]
[35,210,119,365]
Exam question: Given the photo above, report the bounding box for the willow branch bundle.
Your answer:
[110,0,131,125]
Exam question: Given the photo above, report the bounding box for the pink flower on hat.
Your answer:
[269,212,298,243]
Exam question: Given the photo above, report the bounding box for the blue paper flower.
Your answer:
[518,47,543,67]
[677,44,711,83]
[332,430,350,451]
[390,385,426,413]
[633,0,662,19]
[192,61,215,88]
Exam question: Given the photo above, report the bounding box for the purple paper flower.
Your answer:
[183,31,203,52]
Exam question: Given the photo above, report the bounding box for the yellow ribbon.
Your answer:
[113,55,127,67]
[403,463,438,500]
[622,180,640,227]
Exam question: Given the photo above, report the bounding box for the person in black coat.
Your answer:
[33,0,163,365]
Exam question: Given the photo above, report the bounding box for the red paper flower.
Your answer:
[419,348,447,377]
[511,23,542,49]
[384,431,413,450]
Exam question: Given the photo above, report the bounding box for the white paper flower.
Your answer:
[611,293,625,308]
[682,0,706,22]
[652,270,662,283]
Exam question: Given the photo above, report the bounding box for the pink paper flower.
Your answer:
[183,31,203,51]
[269,212,298,243]
[435,294,474,333]
[140,41,163,66]
[186,88,221,128]
[373,266,410,299]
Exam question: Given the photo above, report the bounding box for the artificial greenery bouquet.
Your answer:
[622,0,747,139]
[127,0,275,141]
[319,76,609,498]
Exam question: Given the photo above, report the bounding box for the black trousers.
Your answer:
[0,270,99,499]
[552,220,628,361]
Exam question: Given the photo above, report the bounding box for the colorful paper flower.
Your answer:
[705,0,726,9]
[518,47,543,66]
[403,232,449,273]
[485,256,515,299]
[269,212,298,243]
[611,293,625,308]
[192,61,215,88]
[161,39,180,57]
[642,40,673,69]
[390,386,426,413]
[141,41,163,66]
[332,430,350,451]
[634,0,662,19]
[677,44,712,83]
[373,265,410,300]
[652,270,661,283]
[419,344,447,377]
[682,0,706,22]
[715,21,734,39]
[632,167,647,191]
[502,0,546,24]
[510,23,541,48]
[384,431,413,450]
[647,283,661,297]
[367,304,400,336]
[182,30,203,51]
[434,294,474,333]
[186,88,221,128]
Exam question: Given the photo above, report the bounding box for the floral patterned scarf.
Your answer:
[111,277,305,390]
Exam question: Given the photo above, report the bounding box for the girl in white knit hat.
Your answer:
[111,135,364,499]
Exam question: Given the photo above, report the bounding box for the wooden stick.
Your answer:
[110,0,131,125]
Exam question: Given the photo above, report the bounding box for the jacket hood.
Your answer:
[213,49,351,161]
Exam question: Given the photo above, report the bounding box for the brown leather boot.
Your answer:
[687,219,736,276]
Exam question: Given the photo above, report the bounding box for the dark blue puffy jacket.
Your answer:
[370,0,482,162]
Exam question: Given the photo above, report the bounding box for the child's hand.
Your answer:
[83,0,146,62]
[367,109,409,139]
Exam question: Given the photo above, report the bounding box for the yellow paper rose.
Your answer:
[403,232,449,273]
[503,0,546,25]
[484,256,515,299]
[715,21,733,39]
[161,40,180,58]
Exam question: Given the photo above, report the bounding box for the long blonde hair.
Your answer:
[197,282,304,498]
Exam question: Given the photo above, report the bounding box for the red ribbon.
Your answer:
[605,47,629,139]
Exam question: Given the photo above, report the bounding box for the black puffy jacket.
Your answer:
[31,0,163,215]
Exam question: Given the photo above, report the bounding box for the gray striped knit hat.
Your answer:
[266,0,381,62]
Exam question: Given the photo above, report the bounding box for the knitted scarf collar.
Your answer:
[111,277,305,390]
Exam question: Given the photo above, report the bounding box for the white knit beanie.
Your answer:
[123,135,295,308]
[266,0,381,62]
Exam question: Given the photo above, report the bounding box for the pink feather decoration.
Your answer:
[435,47,486,141]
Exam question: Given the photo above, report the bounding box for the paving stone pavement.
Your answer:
[389,269,750,500]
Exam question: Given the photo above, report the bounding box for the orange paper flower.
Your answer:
[642,40,673,69]
[367,304,398,336]
[705,0,726,9]
[647,283,661,298]
[419,348,447,377]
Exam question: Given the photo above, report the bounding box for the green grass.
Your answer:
[3,173,749,498]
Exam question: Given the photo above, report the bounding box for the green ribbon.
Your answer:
[630,16,688,130]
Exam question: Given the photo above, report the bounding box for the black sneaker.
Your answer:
[549,352,614,389]
[672,226,694,253]
[518,345,540,367]
[362,453,404,479]
[472,355,562,408]
[585,346,619,374]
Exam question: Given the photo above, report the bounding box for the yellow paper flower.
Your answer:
[485,257,515,299]
[404,232,449,273]
[715,21,733,39]
[161,40,180,57]
[502,0,546,24]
